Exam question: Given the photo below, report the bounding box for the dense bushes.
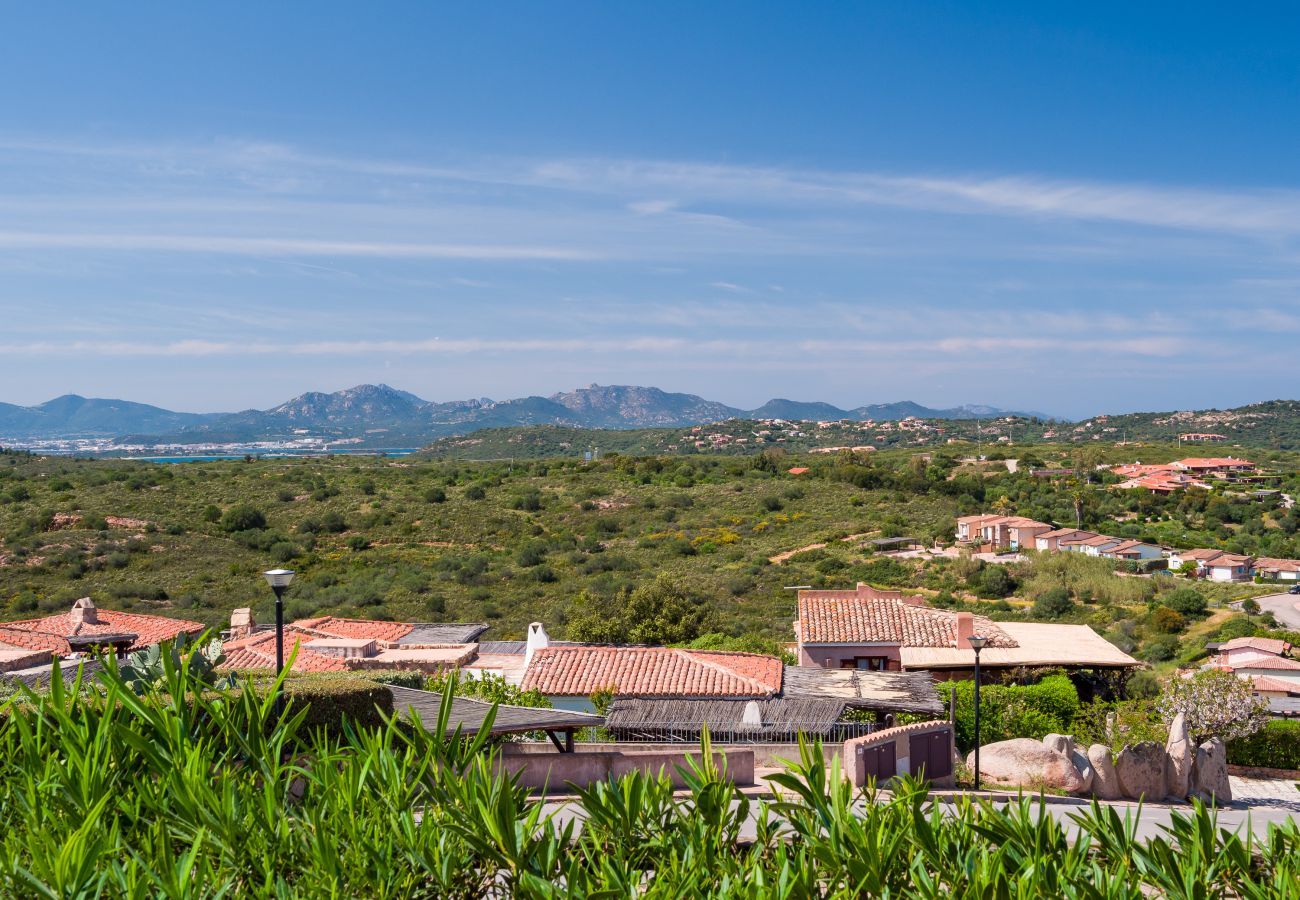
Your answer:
[940,674,1081,752]
[1227,720,1300,771]
[2,663,1298,895]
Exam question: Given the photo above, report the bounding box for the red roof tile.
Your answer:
[521,647,783,698]
[797,590,1016,648]
[218,628,349,673]
[1250,675,1300,694]
[0,607,204,654]
[291,617,414,642]
[1222,636,1293,656]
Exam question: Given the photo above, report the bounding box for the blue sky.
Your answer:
[3,2,1299,418]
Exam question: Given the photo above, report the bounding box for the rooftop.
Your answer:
[521,646,783,698]
[898,622,1139,669]
[796,585,1016,648]
[0,598,204,654]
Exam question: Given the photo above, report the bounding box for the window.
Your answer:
[841,656,890,671]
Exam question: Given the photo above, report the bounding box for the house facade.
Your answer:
[793,583,1138,680]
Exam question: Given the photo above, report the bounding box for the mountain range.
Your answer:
[0,384,1039,446]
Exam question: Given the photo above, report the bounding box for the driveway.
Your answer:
[1252,592,1300,630]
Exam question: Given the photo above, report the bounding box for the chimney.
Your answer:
[524,621,550,670]
[229,608,254,640]
[69,597,98,627]
[954,612,974,648]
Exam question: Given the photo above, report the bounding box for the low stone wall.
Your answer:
[843,721,956,789]
[497,745,755,793]
[562,741,835,769]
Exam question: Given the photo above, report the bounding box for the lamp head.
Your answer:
[967,634,990,652]
[263,568,295,590]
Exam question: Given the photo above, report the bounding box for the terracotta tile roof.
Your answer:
[1216,653,1300,672]
[218,628,349,673]
[520,647,783,698]
[1036,528,1089,540]
[1222,636,1292,656]
[1249,675,1300,694]
[291,617,415,642]
[0,609,204,654]
[797,592,1016,648]
[1173,457,1254,470]
[1253,557,1300,573]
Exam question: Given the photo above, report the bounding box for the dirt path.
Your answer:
[768,532,874,565]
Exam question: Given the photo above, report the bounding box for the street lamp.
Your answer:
[262,569,295,679]
[967,634,989,791]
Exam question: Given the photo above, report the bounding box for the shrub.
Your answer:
[464,483,487,500]
[978,566,1014,598]
[1157,668,1269,743]
[940,674,1080,752]
[1031,587,1074,620]
[1227,720,1300,770]
[220,504,267,532]
[346,535,371,551]
[280,678,394,734]
[1148,606,1186,634]
[424,487,447,503]
[1164,588,1208,617]
[1241,598,1260,615]
[1138,635,1180,662]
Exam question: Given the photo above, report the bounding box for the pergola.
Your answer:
[389,686,603,752]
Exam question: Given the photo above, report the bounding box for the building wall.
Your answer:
[497,746,755,792]
[548,696,599,713]
[1234,667,1300,686]
[800,643,903,670]
[843,721,955,789]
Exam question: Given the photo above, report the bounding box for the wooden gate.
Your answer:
[859,742,896,784]
[908,731,952,781]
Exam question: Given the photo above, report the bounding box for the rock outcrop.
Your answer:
[1115,741,1167,800]
[1190,738,1231,804]
[1165,713,1193,799]
[1088,744,1123,800]
[1042,734,1093,794]
[967,738,1086,793]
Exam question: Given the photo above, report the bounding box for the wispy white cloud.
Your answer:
[0,232,599,260]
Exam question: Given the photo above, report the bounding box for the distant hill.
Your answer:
[550,384,743,427]
[0,395,221,438]
[12,382,1294,453]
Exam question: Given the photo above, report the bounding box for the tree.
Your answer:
[565,577,716,646]
[1241,598,1261,615]
[1157,669,1269,743]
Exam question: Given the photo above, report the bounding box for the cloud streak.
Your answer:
[0,232,599,260]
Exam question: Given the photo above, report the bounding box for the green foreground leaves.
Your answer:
[1,660,1298,897]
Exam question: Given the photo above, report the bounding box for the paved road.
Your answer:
[1253,592,1300,629]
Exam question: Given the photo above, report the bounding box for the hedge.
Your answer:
[280,678,394,734]
[1228,720,1300,771]
[940,674,1081,752]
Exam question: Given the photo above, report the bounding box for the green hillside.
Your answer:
[2,445,1295,671]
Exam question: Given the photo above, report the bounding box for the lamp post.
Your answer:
[263,569,295,709]
[967,634,989,791]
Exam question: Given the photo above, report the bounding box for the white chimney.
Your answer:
[229,608,254,640]
[69,597,98,627]
[524,621,550,670]
[741,700,763,728]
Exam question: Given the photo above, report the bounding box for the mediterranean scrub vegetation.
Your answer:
[3,656,1299,896]
[0,449,1276,652]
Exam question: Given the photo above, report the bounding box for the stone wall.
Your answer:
[497,745,755,793]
